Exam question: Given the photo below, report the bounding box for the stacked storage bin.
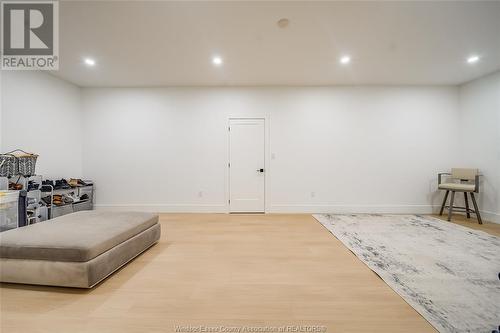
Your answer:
[0,191,19,232]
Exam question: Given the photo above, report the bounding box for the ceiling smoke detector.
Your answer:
[277,18,289,28]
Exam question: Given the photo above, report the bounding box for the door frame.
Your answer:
[227,116,270,213]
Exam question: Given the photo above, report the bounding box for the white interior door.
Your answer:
[229,118,265,213]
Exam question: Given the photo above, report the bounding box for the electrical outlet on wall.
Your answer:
[311,192,316,198]
[198,191,203,198]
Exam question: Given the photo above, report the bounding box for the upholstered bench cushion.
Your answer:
[0,211,158,262]
[438,183,476,192]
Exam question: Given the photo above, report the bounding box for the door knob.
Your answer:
[257,169,265,173]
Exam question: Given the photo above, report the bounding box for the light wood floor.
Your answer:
[433,212,500,236]
[1,213,498,333]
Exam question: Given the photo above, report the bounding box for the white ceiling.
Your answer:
[53,1,500,87]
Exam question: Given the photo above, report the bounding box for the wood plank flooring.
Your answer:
[433,213,500,236]
[1,213,498,332]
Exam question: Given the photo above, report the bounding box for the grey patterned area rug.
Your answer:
[313,214,500,333]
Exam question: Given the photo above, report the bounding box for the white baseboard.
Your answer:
[93,203,500,224]
[479,210,500,224]
[267,204,438,214]
[95,204,437,214]
[94,204,227,213]
[268,204,500,224]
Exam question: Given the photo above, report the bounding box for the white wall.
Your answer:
[81,86,461,213]
[458,71,500,223]
[1,71,82,179]
[6,72,497,220]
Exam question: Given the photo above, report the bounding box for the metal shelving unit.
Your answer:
[40,184,94,219]
[1,175,94,226]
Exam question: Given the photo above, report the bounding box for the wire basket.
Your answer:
[0,150,38,177]
[0,153,18,178]
[13,150,38,177]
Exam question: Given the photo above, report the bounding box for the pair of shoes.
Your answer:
[66,192,80,202]
[63,195,73,204]
[62,179,72,189]
[52,194,74,205]
[52,194,63,205]
[68,178,81,187]
[41,180,54,192]
[9,182,22,190]
[41,196,51,205]
[27,181,39,191]
[79,194,89,201]
[69,178,89,187]
[54,179,71,190]
[79,179,91,186]
[42,180,54,187]
[40,185,52,192]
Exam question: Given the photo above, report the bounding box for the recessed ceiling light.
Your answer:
[466,55,480,64]
[340,56,351,65]
[212,56,223,66]
[84,58,96,66]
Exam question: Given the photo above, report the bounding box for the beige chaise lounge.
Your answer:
[0,211,160,288]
